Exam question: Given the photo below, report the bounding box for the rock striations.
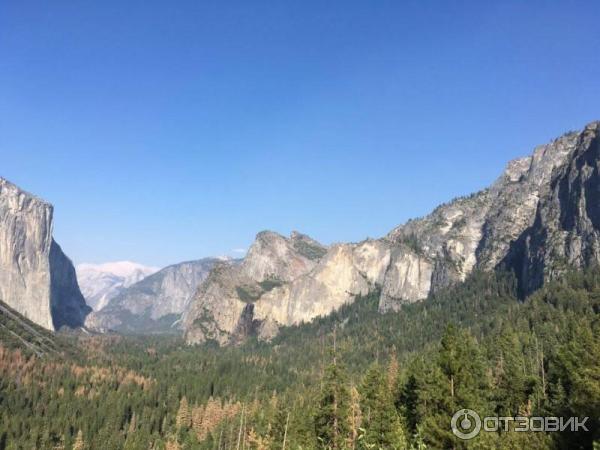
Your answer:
[0,178,90,330]
[183,121,600,345]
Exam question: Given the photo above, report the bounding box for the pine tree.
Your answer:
[398,373,420,435]
[359,364,407,450]
[491,327,529,416]
[315,361,351,449]
[348,385,362,450]
[127,412,137,436]
[419,325,490,449]
[270,401,289,450]
[191,405,204,441]
[247,428,270,450]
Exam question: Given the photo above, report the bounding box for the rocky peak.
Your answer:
[290,230,328,260]
[182,231,326,344]
[241,230,326,283]
[501,121,600,295]
[0,177,90,330]
[477,127,583,270]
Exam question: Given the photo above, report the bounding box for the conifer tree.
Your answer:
[315,360,351,449]
[420,325,490,449]
[359,364,407,450]
[348,385,362,450]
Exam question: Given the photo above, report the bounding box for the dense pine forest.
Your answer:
[0,269,599,449]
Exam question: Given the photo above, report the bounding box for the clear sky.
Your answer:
[1,1,599,267]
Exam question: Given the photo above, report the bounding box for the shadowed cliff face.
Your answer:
[183,121,600,346]
[49,240,90,329]
[501,122,600,296]
[0,178,90,330]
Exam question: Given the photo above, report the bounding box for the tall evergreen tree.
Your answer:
[359,364,407,450]
[419,325,491,449]
[315,360,351,449]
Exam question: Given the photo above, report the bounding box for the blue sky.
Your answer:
[1,1,599,267]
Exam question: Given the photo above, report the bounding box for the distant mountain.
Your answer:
[85,258,230,334]
[184,121,600,345]
[76,261,160,311]
[0,178,90,330]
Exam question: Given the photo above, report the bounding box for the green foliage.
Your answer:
[315,360,351,449]
[1,268,599,448]
[236,285,263,303]
[292,239,327,260]
[0,300,78,358]
[258,278,284,292]
[359,364,407,449]
[397,233,423,255]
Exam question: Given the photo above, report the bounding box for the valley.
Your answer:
[1,122,600,448]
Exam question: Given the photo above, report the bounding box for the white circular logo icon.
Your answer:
[451,409,481,440]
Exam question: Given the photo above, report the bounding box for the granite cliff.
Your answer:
[0,178,90,330]
[183,122,600,345]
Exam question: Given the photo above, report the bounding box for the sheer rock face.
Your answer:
[477,130,580,271]
[382,189,492,311]
[184,122,600,345]
[85,258,221,334]
[0,178,90,330]
[253,240,389,330]
[501,122,600,295]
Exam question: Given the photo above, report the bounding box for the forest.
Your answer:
[0,269,599,449]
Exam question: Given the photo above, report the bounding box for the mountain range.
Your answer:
[83,258,227,334]
[183,121,600,345]
[76,261,160,311]
[1,121,599,344]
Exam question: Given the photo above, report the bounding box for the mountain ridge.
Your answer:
[183,121,600,345]
[76,261,160,311]
[85,258,230,333]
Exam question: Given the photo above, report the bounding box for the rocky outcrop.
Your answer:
[184,122,600,345]
[85,258,223,333]
[182,232,326,344]
[76,261,160,311]
[501,122,600,295]
[0,178,90,330]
